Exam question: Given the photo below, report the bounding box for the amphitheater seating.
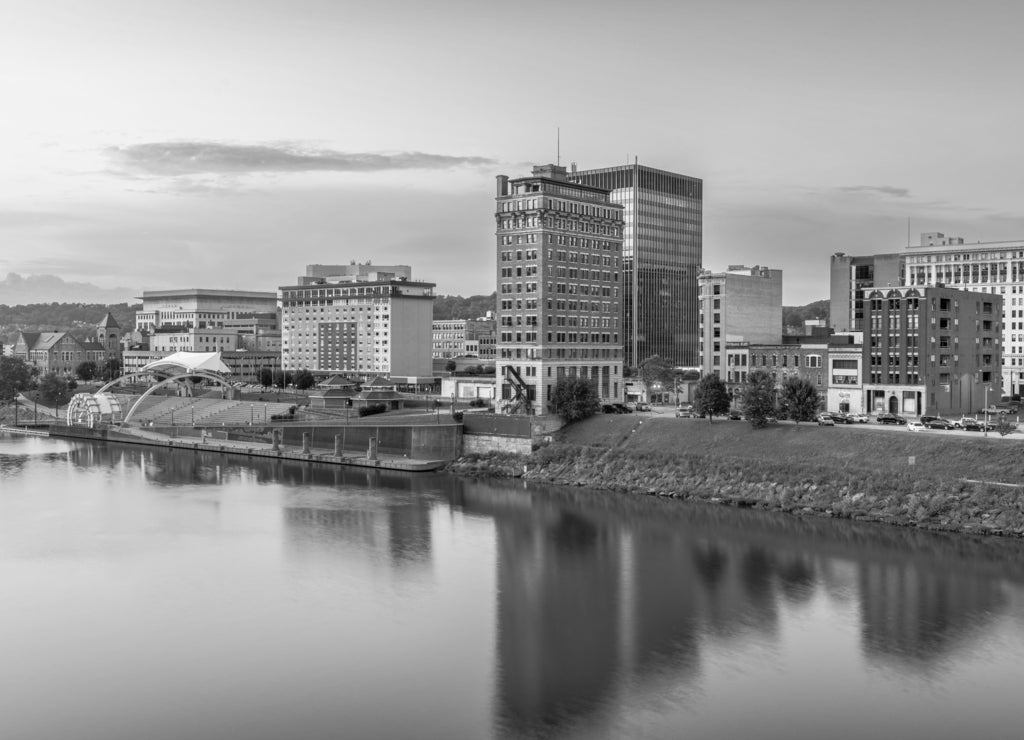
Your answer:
[198,401,295,426]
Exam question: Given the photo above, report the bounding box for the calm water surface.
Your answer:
[2,434,1024,740]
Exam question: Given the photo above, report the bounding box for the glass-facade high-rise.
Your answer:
[570,164,703,368]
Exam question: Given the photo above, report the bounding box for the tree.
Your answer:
[76,360,98,381]
[272,369,292,389]
[100,358,122,381]
[0,356,33,403]
[550,377,601,422]
[37,372,72,408]
[638,355,673,401]
[778,376,820,423]
[258,367,274,388]
[743,370,779,428]
[445,359,457,373]
[693,373,730,421]
[293,369,315,390]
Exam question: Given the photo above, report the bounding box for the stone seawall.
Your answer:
[447,443,1024,538]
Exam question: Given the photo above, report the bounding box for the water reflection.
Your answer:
[3,436,1024,739]
[451,481,1024,737]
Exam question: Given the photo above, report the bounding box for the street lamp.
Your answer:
[984,386,991,437]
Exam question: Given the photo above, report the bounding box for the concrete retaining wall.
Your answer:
[463,433,532,455]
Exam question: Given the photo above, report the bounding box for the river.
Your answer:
[2,433,1023,740]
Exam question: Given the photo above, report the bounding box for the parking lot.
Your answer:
[640,405,1023,439]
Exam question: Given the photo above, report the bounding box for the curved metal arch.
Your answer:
[97,372,164,395]
[121,370,232,425]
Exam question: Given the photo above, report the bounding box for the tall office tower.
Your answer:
[495,164,625,415]
[569,163,703,369]
[697,265,783,381]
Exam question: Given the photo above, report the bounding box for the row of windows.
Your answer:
[499,331,619,344]
[498,197,620,220]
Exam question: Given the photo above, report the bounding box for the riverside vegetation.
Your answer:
[447,415,1024,538]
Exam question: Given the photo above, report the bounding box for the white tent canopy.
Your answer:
[141,352,232,377]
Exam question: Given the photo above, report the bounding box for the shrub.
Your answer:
[358,403,387,417]
[550,376,601,422]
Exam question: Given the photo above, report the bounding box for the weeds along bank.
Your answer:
[447,417,1024,538]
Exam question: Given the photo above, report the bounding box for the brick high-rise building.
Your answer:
[495,164,625,414]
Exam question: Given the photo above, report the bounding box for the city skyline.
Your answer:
[3,1,1024,304]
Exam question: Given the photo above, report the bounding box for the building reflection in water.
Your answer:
[18,438,1024,737]
[281,466,442,570]
[451,480,1024,738]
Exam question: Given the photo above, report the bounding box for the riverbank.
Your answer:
[446,416,1024,538]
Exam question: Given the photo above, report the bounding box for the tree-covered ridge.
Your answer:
[783,299,829,334]
[0,303,139,344]
[432,293,496,321]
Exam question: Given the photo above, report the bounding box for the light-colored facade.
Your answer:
[432,318,496,359]
[827,333,865,415]
[279,266,435,380]
[569,164,703,368]
[135,289,279,333]
[698,265,783,380]
[122,349,279,383]
[495,164,625,414]
[831,233,1024,395]
[149,329,240,354]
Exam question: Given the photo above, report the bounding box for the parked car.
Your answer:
[906,421,926,432]
[876,413,907,425]
[614,403,633,414]
[920,416,940,426]
[817,413,835,426]
[925,418,955,430]
[961,418,985,432]
[675,405,695,418]
[728,410,743,420]
[831,413,855,424]
[851,413,869,423]
[636,402,651,412]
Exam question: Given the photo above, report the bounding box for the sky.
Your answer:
[2,0,1023,304]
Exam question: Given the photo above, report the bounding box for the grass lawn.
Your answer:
[555,415,1024,486]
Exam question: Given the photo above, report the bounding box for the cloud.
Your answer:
[106,142,497,177]
[838,185,912,198]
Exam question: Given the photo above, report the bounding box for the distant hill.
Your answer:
[433,293,496,321]
[783,300,829,334]
[0,273,136,305]
[0,303,139,344]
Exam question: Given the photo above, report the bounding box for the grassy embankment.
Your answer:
[448,416,1024,538]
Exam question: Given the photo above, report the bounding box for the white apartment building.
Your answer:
[279,265,435,380]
